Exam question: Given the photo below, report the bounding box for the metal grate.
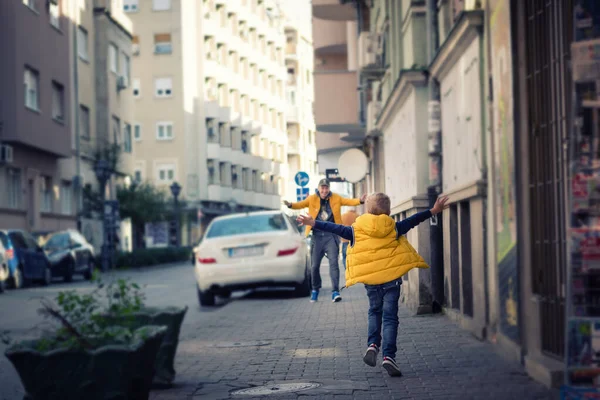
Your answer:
[524,0,572,359]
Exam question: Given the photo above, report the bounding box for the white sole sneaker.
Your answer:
[363,346,378,367]
[382,357,402,377]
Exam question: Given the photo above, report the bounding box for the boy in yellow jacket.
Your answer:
[297,193,449,377]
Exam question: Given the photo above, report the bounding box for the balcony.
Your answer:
[313,18,348,54]
[358,32,386,81]
[312,0,357,21]
[287,105,299,123]
[313,70,364,135]
[285,42,297,57]
[288,139,300,155]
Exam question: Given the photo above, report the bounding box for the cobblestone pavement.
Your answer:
[0,262,559,400]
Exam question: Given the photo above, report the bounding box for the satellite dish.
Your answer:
[338,148,368,183]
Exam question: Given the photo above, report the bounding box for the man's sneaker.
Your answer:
[382,357,402,377]
[332,291,342,302]
[363,344,379,367]
[310,290,319,302]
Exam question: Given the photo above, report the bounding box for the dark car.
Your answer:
[43,230,95,281]
[0,230,52,288]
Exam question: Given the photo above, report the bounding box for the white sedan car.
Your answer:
[194,211,311,306]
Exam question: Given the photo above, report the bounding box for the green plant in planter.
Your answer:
[98,276,188,387]
[3,276,167,400]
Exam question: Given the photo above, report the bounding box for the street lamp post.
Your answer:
[170,182,181,247]
[94,159,111,272]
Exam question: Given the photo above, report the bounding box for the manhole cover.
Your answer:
[215,341,271,348]
[232,383,320,396]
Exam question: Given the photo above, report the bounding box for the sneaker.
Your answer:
[382,356,402,377]
[363,344,379,367]
[310,290,319,302]
[332,291,342,302]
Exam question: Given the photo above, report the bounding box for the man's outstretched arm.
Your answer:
[314,221,353,241]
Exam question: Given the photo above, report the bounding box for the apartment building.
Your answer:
[311,0,375,199]
[127,0,288,241]
[280,0,319,204]
[0,0,76,232]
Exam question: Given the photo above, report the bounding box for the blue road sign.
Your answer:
[296,187,309,202]
[294,171,310,187]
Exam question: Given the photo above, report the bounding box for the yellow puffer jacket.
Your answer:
[291,193,362,236]
[345,214,430,287]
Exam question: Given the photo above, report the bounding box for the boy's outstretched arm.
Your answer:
[296,215,353,241]
[396,196,450,236]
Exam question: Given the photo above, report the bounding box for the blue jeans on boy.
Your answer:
[341,242,349,269]
[364,278,402,359]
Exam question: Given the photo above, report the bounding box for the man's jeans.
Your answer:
[341,242,349,269]
[310,230,341,292]
[364,279,402,359]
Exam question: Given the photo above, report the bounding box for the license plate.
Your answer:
[228,246,263,258]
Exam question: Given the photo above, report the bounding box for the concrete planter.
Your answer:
[4,325,167,400]
[102,306,188,387]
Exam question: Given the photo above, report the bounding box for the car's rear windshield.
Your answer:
[206,214,288,239]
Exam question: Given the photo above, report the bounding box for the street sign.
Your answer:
[296,187,309,202]
[326,168,345,182]
[294,171,310,187]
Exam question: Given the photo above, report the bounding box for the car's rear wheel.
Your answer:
[197,285,215,307]
[83,258,94,280]
[294,266,311,297]
[41,265,52,286]
[64,260,75,283]
[12,266,24,289]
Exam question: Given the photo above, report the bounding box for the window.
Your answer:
[206,214,287,238]
[7,168,22,209]
[77,27,89,60]
[49,1,60,28]
[80,105,90,140]
[109,43,118,73]
[153,0,171,11]
[154,33,172,54]
[156,122,173,140]
[156,164,175,183]
[133,78,140,97]
[123,0,139,12]
[52,81,65,122]
[134,169,142,183]
[134,124,141,141]
[132,35,140,56]
[154,77,172,97]
[60,182,73,215]
[112,116,121,146]
[22,0,36,11]
[206,118,218,142]
[40,177,52,213]
[123,123,132,153]
[207,160,216,184]
[121,53,130,80]
[24,67,39,111]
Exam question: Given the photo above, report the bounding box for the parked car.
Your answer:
[194,211,311,306]
[0,240,8,293]
[0,230,52,288]
[43,230,95,282]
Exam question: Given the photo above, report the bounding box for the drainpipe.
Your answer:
[354,0,366,127]
[426,0,444,313]
[72,8,82,232]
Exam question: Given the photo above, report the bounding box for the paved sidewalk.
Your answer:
[151,269,558,399]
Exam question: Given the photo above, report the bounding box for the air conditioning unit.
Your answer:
[0,144,14,164]
[117,76,129,91]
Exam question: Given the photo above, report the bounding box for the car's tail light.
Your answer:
[5,249,14,260]
[198,257,216,264]
[277,247,298,257]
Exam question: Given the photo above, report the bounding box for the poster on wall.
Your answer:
[565,1,600,398]
[489,0,520,343]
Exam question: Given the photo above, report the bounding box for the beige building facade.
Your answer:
[127,0,288,240]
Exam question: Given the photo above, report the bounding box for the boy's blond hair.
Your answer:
[365,193,391,216]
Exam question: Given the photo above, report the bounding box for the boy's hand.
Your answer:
[430,195,450,215]
[296,214,315,227]
[360,194,367,204]
[283,200,292,208]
